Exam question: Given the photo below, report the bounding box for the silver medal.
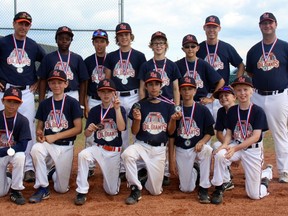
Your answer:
[17,67,23,73]
[121,78,128,85]
[184,140,191,146]
[7,147,15,156]
[175,105,182,112]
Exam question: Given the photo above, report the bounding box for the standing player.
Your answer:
[29,69,82,203]
[37,26,88,109]
[84,29,109,178]
[197,15,244,118]
[171,76,214,204]
[74,79,126,205]
[121,71,178,205]
[246,12,288,183]
[210,76,273,204]
[0,12,46,182]
[104,22,146,178]
[0,87,31,205]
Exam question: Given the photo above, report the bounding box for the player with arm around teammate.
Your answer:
[74,79,126,205]
[121,71,179,205]
[170,76,214,204]
[210,76,273,205]
[29,69,82,203]
[0,87,31,205]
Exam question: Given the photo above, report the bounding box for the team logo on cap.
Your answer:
[154,31,163,36]
[184,76,191,83]
[53,70,60,77]
[119,24,128,30]
[262,13,270,19]
[238,77,245,83]
[61,27,69,32]
[186,35,193,41]
[11,89,20,97]
[103,80,110,87]
[150,72,159,78]
[208,16,216,22]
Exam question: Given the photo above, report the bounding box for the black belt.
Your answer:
[247,143,259,149]
[119,89,138,97]
[255,89,285,96]
[146,140,166,147]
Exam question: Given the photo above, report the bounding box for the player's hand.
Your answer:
[36,129,45,143]
[169,160,178,177]
[200,97,213,105]
[225,146,235,159]
[113,92,121,110]
[194,142,204,152]
[87,123,98,132]
[0,83,5,92]
[213,143,228,155]
[45,134,57,144]
[132,108,141,120]
[171,111,182,120]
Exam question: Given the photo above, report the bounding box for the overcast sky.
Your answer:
[1,0,287,63]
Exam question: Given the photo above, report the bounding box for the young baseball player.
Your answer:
[175,34,224,118]
[210,76,273,204]
[170,76,214,204]
[138,31,181,185]
[29,69,82,203]
[121,71,179,205]
[0,87,31,205]
[74,79,126,205]
[197,15,244,119]
[0,12,46,182]
[37,26,89,109]
[104,22,146,179]
[84,29,109,178]
[212,86,237,191]
[246,12,288,183]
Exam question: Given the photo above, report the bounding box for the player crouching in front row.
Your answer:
[29,69,83,203]
[0,87,31,205]
[170,76,214,204]
[121,71,179,205]
[210,76,273,204]
[74,79,126,205]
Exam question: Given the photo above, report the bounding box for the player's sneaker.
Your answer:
[74,193,87,205]
[279,172,288,183]
[10,190,26,205]
[162,176,170,186]
[125,185,142,205]
[223,180,234,191]
[29,186,50,203]
[24,170,35,182]
[88,170,95,179]
[198,187,210,204]
[211,186,224,205]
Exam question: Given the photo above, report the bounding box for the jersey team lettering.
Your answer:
[142,112,167,135]
[257,53,279,71]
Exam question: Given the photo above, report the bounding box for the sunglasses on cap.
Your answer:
[93,31,108,38]
[184,45,197,49]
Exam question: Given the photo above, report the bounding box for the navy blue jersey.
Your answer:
[0,35,46,85]
[37,51,89,91]
[214,106,228,132]
[0,111,31,157]
[85,105,126,147]
[227,104,268,143]
[175,103,214,149]
[175,57,222,101]
[197,40,243,85]
[139,58,181,100]
[85,54,106,99]
[104,49,146,91]
[246,39,288,91]
[128,100,174,144]
[35,95,83,142]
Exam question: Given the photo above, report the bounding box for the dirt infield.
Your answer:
[2,144,288,216]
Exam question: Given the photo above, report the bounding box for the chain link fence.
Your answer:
[0,0,122,58]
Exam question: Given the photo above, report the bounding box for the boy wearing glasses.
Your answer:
[84,29,109,178]
[0,12,46,183]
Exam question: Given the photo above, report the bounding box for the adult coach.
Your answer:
[246,12,288,183]
[0,12,46,182]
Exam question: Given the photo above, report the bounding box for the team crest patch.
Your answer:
[142,112,167,135]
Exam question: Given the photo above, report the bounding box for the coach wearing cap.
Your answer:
[246,12,288,183]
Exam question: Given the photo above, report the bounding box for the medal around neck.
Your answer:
[184,140,191,146]
[96,123,104,130]
[17,67,23,73]
[175,105,182,112]
[7,147,15,156]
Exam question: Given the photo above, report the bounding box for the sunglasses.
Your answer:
[93,31,107,38]
[184,45,197,49]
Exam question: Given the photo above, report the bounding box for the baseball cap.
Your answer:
[116,22,132,34]
[179,76,197,88]
[97,79,116,91]
[151,31,167,41]
[55,26,74,38]
[213,86,235,99]
[3,87,22,103]
[144,71,163,84]
[204,15,220,27]
[14,12,32,24]
[92,29,109,41]
[182,34,198,46]
[231,76,253,88]
[259,12,277,24]
[48,69,67,82]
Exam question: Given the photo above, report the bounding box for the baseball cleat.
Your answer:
[125,185,142,205]
[198,187,210,204]
[223,180,234,191]
[24,170,35,182]
[279,172,288,183]
[10,190,26,205]
[74,193,87,205]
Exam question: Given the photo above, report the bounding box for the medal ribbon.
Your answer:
[156,95,175,105]
[3,112,17,147]
[119,49,132,75]
[205,41,219,67]
[237,103,253,140]
[153,58,167,78]
[57,51,71,74]
[51,94,66,128]
[181,102,195,136]
[185,58,198,79]
[261,38,277,62]
[95,53,107,80]
[100,102,113,123]
[12,34,26,65]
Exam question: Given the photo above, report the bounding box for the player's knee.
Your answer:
[30,142,43,156]
[78,149,90,160]
[247,192,261,200]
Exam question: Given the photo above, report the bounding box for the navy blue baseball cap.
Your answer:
[92,29,109,41]
[48,69,67,82]
[3,87,22,103]
[144,71,163,84]
[259,12,277,24]
[116,22,132,34]
[182,34,198,46]
[179,76,196,88]
[56,26,74,39]
[151,31,167,41]
[97,79,116,91]
[14,12,32,24]
[231,76,253,88]
[204,15,220,27]
[213,86,235,99]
